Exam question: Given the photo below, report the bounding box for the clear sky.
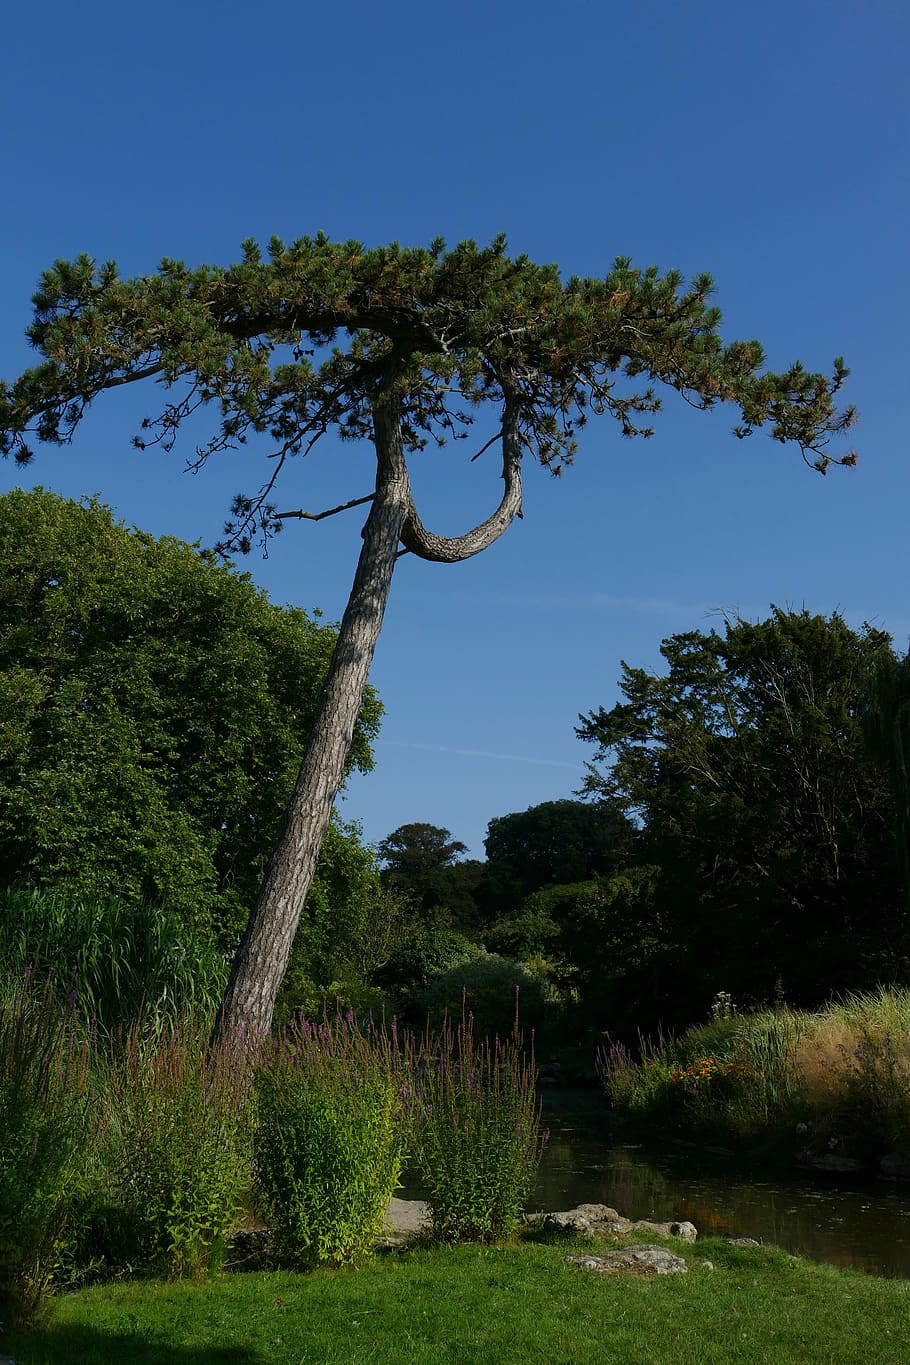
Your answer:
[1,0,907,856]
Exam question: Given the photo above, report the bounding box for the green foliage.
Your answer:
[579,609,904,1025]
[253,1012,406,1268]
[0,488,380,945]
[483,800,632,910]
[0,979,95,1325]
[1,237,856,534]
[104,1021,251,1280]
[380,928,483,999]
[411,1013,545,1243]
[417,953,549,1041]
[0,888,228,1033]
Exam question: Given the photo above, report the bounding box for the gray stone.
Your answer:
[726,1236,761,1248]
[566,1244,688,1276]
[540,1204,698,1242]
[382,1197,432,1243]
[629,1218,698,1243]
[879,1152,910,1179]
[805,1153,867,1174]
[542,1210,593,1236]
[669,1220,698,1243]
[697,1259,715,1271]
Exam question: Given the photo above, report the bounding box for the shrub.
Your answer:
[253,1012,406,1268]
[104,1019,250,1279]
[417,953,548,1041]
[0,978,95,1325]
[411,1012,545,1243]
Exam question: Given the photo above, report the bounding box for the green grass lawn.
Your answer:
[4,1236,910,1365]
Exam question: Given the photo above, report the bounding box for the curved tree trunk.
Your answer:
[213,390,526,1045]
[213,402,410,1042]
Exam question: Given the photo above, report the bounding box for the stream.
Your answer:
[399,1089,910,1277]
[530,1090,910,1278]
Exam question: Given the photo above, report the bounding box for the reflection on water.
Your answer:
[532,1091,910,1279]
[398,1089,910,1276]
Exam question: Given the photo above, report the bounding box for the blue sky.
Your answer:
[2,0,907,855]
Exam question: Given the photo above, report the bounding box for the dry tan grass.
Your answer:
[791,1016,858,1107]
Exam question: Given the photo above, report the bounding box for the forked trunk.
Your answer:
[213,405,408,1042]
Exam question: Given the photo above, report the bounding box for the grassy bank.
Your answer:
[4,1233,910,1365]
[599,988,910,1167]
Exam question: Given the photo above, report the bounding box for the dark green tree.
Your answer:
[377,822,470,928]
[482,799,632,912]
[0,487,379,942]
[577,609,904,1019]
[863,651,910,906]
[0,235,856,1036]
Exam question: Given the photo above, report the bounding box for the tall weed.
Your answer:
[0,979,95,1324]
[254,1011,406,1268]
[410,1011,545,1243]
[104,1019,250,1279]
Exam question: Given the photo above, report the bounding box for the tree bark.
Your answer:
[213,390,525,1044]
[213,401,410,1042]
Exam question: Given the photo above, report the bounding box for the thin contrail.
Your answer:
[378,741,579,770]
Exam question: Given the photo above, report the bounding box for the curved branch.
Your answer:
[399,394,523,563]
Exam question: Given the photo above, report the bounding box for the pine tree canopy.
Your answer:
[0,234,856,554]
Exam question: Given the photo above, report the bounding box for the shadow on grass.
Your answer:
[2,1323,263,1365]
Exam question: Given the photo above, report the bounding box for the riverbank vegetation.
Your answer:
[0,975,543,1329]
[598,989,910,1170]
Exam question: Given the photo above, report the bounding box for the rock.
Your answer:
[539,1204,698,1242]
[566,1245,688,1276]
[629,1219,698,1243]
[669,1220,699,1243]
[697,1259,715,1271]
[726,1237,761,1248]
[804,1154,867,1174]
[542,1211,593,1236]
[382,1197,432,1243]
[879,1153,910,1179]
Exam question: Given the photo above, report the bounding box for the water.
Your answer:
[531,1091,910,1278]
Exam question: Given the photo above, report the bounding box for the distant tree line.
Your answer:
[3,490,909,1044]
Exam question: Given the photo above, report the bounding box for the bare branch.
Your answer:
[275,493,376,523]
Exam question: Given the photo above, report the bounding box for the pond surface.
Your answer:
[530,1090,910,1278]
[400,1089,910,1277]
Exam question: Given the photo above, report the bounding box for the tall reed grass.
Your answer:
[103,1018,251,1279]
[0,979,95,1325]
[599,989,910,1162]
[0,887,228,1032]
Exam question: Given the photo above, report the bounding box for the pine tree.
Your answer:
[0,234,857,1037]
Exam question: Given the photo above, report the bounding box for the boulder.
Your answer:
[542,1211,593,1237]
[566,1245,688,1276]
[540,1204,697,1242]
[879,1153,910,1180]
[726,1237,761,1248]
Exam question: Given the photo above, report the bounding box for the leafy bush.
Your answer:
[381,929,482,995]
[104,1020,250,1279]
[253,1012,406,1268]
[410,1012,545,1242]
[0,888,228,1033]
[0,979,95,1325]
[416,953,548,1040]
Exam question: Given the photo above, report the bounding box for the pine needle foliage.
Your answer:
[0,234,857,555]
